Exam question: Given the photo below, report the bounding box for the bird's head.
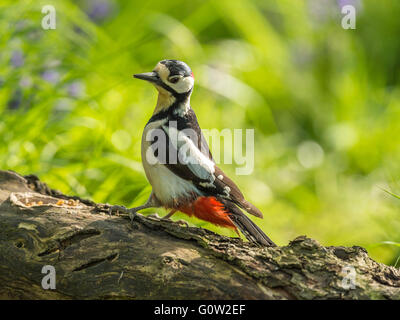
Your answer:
[134,60,194,102]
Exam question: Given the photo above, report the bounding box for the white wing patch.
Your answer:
[163,124,216,182]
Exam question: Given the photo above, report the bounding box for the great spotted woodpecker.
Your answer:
[111,60,276,246]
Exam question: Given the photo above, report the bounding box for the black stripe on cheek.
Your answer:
[157,82,192,105]
[157,80,179,96]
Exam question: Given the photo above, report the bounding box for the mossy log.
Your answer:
[0,170,399,300]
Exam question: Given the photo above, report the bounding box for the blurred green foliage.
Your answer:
[1,0,400,265]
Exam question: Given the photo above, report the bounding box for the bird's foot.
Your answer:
[107,204,138,222]
[146,213,189,227]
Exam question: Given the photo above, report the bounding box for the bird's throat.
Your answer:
[153,89,176,114]
[153,88,190,117]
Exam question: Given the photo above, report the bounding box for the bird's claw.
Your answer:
[129,211,137,223]
[108,204,130,216]
[108,204,138,221]
[146,213,188,227]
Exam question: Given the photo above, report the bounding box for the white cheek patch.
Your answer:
[171,76,194,93]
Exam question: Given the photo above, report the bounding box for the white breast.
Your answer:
[141,119,201,207]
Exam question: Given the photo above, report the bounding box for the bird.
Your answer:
[110,59,276,247]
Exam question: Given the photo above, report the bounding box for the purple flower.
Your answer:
[42,70,60,84]
[67,81,85,98]
[337,0,362,9]
[7,89,22,110]
[87,0,112,22]
[10,50,24,68]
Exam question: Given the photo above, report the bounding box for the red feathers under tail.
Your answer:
[178,196,276,246]
[179,196,238,231]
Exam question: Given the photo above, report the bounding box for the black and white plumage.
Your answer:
[132,59,275,247]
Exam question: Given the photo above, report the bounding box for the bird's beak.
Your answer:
[133,71,159,83]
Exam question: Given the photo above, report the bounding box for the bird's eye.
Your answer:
[169,76,180,84]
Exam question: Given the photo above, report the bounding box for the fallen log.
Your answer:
[0,170,399,299]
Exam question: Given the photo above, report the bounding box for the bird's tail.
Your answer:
[222,200,276,247]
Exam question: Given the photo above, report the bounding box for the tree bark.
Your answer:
[0,170,399,300]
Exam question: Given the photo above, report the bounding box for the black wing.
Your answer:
[160,118,263,218]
